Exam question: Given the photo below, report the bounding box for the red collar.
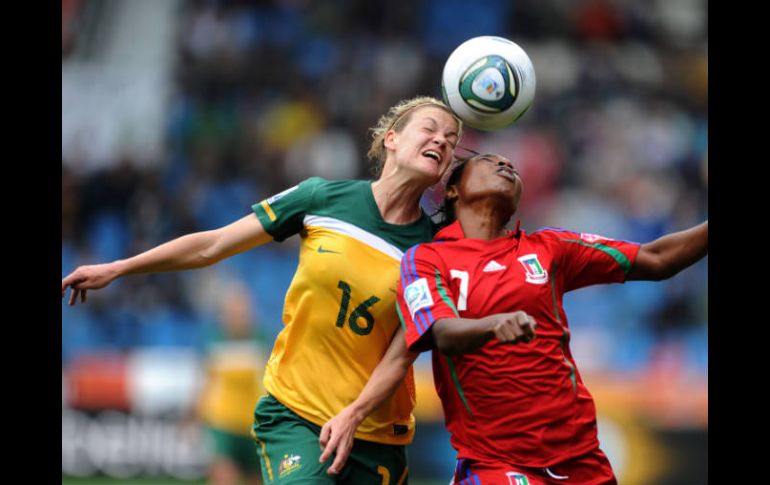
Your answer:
[435,219,522,241]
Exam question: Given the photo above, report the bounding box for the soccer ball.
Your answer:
[441,36,536,131]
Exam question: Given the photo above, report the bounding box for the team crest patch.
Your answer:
[266,185,299,205]
[580,232,611,243]
[506,472,530,485]
[278,453,302,477]
[517,254,548,285]
[404,278,433,318]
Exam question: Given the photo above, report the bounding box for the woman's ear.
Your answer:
[445,184,459,201]
[383,129,397,151]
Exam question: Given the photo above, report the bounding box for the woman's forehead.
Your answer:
[411,106,456,124]
[471,153,510,165]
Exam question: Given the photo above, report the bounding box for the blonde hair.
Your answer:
[367,96,463,178]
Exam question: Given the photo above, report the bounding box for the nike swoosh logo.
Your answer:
[317,245,341,254]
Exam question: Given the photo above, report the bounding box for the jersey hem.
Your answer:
[456,439,599,468]
[267,388,415,446]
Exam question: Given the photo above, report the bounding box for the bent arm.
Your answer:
[432,317,495,355]
[627,220,708,281]
[319,325,418,474]
[62,213,272,304]
[432,312,537,355]
[342,325,418,422]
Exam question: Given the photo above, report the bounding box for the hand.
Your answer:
[318,405,364,475]
[489,311,537,344]
[61,263,121,306]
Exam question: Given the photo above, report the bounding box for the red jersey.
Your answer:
[397,220,641,467]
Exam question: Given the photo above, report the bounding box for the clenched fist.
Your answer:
[487,311,537,344]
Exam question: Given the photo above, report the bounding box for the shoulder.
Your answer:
[527,226,587,244]
[297,176,330,194]
[529,226,579,238]
[288,177,367,204]
[528,227,636,246]
[289,176,357,194]
[304,177,366,191]
[263,177,328,204]
[303,177,375,202]
[402,240,452,267]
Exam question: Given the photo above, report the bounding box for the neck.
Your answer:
[455,199,513,240]
[371,172,430,224]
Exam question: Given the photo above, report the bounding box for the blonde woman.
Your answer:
[63,96,463,484]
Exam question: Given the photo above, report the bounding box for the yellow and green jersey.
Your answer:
[199,338,266,436]
[252,177,434,445]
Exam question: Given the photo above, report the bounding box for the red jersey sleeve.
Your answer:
[397,243,460,353]
[545,229,642,292]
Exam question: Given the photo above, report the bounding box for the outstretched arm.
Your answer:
[431,311,537,355]
[318,325,418,476]
[62,213,272,305]
[627,220,708,281]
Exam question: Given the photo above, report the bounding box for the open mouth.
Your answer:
[422,150,442,164]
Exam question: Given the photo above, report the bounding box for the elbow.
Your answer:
[645,266,670,281]
[197,230,226,267]
[634,267,670,282]
[197,250,220,267]
[650,257,686,281]
[656,268,679,281]
[631,254,675,281]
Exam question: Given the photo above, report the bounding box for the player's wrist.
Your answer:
[111,259,131,278]
[345,403,368,425]
[479,315,500,337]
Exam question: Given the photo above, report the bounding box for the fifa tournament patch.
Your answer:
[517,254,548,285]
[260,185,299,222]
[404,278,434,318]
[267,184,299,205]
[278,453,302,478]
[580,232,612,243]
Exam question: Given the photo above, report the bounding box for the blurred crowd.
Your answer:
[62,0,707,381]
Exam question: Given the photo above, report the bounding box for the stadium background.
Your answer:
[61,0,708,484]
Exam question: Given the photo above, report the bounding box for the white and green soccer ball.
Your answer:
[441,36,536,131]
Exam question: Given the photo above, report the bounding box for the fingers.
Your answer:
[63,273,77,300]
[319,430,337,464]
[63,270,84,305]
[318,422,353,476]
[494,313,537,344]
[327,445,351,476]
[67,287,88,306]
[62,274,75,297]
[521,315,536,341]
[493,324,517,343]
[494,317,525,343]
[319,424,330,449]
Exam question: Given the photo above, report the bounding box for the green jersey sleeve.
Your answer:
[252,177,324,241]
